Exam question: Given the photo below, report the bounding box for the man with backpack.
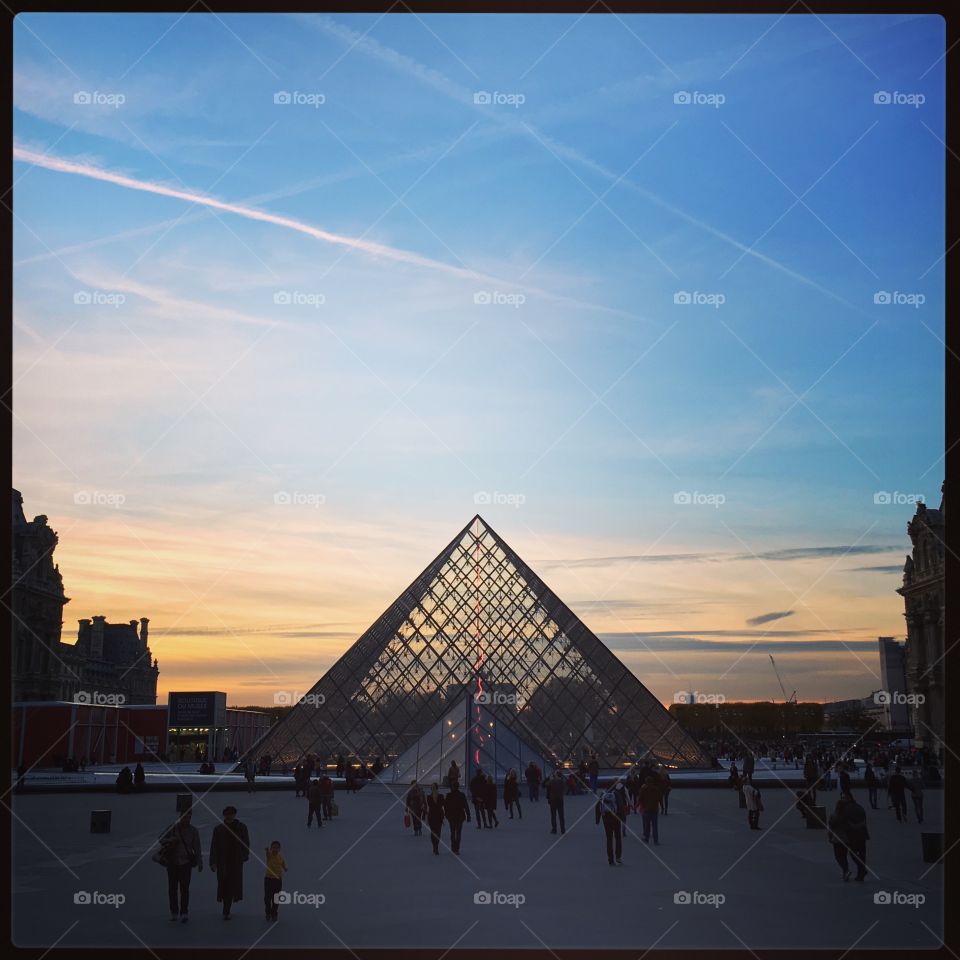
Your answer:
[595,780,627,864]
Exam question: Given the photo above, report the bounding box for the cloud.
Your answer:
[849,564,904,574]
[751,545,900,561]
[553,544,902,569]
[746,609,795,626]
[601,633,879,653]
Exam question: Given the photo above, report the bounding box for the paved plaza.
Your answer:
[12,780,942,950]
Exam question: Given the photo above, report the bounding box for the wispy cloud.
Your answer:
[553,544,901,569]
[746,609,795,627]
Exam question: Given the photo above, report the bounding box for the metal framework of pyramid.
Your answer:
[250,516,712,770]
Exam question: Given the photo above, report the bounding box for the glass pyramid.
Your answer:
[251,516,712,770]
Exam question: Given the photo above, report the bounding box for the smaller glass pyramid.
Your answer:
[386,694,556,785]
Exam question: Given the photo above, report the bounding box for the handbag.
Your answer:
[152,834,177,867]
[330,802,339,817]
[404,813,412,828]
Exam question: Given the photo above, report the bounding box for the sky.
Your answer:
[12,12,945,707]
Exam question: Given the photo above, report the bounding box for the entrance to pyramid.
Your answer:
[248,516,713,775]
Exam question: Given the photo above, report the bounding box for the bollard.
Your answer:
[921,832,943,864]
[806,805,826,829]
[90,810,111,834]
[176,793,193,814]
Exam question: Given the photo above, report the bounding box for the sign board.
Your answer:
[168,692,226,727]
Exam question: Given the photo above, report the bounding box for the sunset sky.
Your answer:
[12,12,944,706]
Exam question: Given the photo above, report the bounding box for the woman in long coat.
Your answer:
[209,806,250,919]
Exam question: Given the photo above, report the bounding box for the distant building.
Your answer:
[878,636,910,731]
[11,489,159,705]
[897,486,945,752]
[822,693,885,728]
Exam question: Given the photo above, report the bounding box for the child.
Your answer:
[264,841,288,921]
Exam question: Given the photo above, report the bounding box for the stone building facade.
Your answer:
[11,489,159,704]
[897,485,945,753]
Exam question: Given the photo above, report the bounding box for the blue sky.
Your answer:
[12,13,945,704]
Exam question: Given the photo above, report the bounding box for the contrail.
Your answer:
[13,144,641,319]
[13,145,485,279]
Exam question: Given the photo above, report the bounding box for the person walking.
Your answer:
[595,781,626,864]
[446,760,460,791]
[405,780,425,837]
[426,783,445,855]
[159,809,202,923]
[838,762,851,797]
[887,765,908,822]
[444,781,471,855]
[523,760,540,803]
[504,768,522,820]
[638,774,662,845]
[525,761,540,802]
[319,772,335,819]
[243,758,256,794]
[294,763,308,798]
[743,778,763,830]
[588,753,600,793]
[909,770,924,824]
[658,768,672,815]
[209,805,250,919]
[828,792,869,881]
[804,755,819,805]
[307,778,324,828]
[263,840,287,921]
[864,763,879,810]
[470,768,488,829]
[483,774,499,828]
[546,770,566,835]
